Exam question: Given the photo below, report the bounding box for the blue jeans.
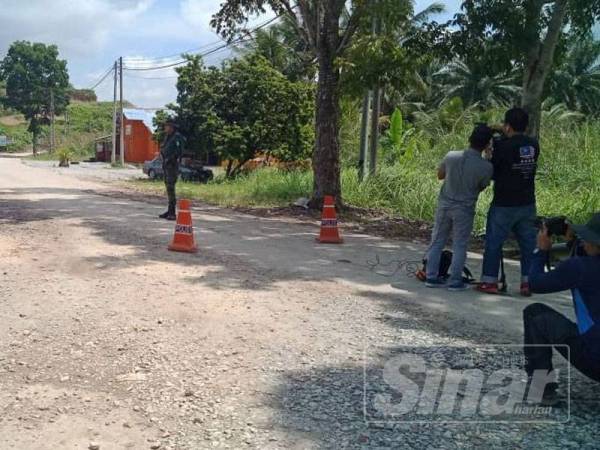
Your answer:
[481,204,537,283]
[426,204,475,284]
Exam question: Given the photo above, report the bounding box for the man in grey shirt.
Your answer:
[425,124,494,290]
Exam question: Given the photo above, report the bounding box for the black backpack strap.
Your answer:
[462,266,475,284]
[499,249,508,292]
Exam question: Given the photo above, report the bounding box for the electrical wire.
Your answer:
[122,13,286,71]
[123,74,179,80]
[124,39,227,64]
[364,254,422,278]
[123,34,257,83]
[88,64,114,90]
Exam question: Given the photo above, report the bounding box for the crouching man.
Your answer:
[523,213,600,403]
[424,124,494,291]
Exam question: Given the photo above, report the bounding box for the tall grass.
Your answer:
[133,169,313,208]
[341,116,599,231]
[131,111,599,232]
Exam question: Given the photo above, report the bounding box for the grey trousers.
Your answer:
[426,204,475,283]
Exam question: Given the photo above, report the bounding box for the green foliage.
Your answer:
[139,105,600,235]
[340,34,419,97]
[56,146,73,166]
[2,101,112,157]
[380,108,422,164]
[237,16,315,81]
[0,79,7,114]
[547,34,600,115]
[432,59,521,108]
[0,41,70,150]
[338,97,362,167]
[66,102,113,133]
[0,122,32,152]
[172,54,314,176]
[132,168,313,208]
[152,109,170,143]
[388,108,404,147]
[68,87,97,102]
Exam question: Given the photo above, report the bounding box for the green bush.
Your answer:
[0,122,32,152]
[56,146,73,166]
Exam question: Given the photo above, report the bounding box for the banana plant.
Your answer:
[381,107,419,164]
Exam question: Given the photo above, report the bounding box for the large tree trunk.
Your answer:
[309,3,342,209]
[310,55,341,208]
[521,0,568,138]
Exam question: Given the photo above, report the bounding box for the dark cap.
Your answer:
[572,213,600,246]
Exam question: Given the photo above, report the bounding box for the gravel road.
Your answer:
[21,160,144,182]
[1,158,599,449]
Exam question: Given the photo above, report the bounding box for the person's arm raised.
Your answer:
[530,228,581,294]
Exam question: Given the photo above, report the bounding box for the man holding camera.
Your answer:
[478,108,540,296]
[423,124,494,291]
[523,213,600,403]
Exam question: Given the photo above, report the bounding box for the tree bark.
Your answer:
[309,2,342,209]
[521,0,568,138]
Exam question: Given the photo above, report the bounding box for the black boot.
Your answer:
[166,203,176,221]
[159,210,170,219]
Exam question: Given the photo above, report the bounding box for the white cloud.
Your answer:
[180,0,216,29]
[0,0,154,58]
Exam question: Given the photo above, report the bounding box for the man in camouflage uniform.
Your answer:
[158,119,186,220]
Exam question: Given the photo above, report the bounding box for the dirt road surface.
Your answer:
[1,157,599,449]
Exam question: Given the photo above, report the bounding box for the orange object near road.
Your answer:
[316,195,344,244]
[168,199,198,253]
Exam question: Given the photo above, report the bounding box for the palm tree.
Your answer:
[237,16,314,82]
[547,36,600,116]
[381,3,446,114]
[432,59,521,109]
[411,2,445,25]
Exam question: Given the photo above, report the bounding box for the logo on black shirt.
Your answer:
[519,146,535,161]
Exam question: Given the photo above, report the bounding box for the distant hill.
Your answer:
[68,88,97,103]
[0,101,119,154]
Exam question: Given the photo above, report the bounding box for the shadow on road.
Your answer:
[3,186,600,448]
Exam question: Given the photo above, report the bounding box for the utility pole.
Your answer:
[368,0,382,177]
[368,87,381,177]
[111,60,117,165]
[358,92,371,181]
[64,108,69,136]
[50,90,55,152]
[119,56,125,166]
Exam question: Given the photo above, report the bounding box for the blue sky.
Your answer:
[0,0,462,108]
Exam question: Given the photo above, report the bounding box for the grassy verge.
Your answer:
[130,169,313,208]
[128,115,599,233]
[129,162,598,235]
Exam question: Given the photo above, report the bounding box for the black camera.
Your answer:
[534,216,569,237]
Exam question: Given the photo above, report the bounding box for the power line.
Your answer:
[123,59,187,71]
[122,39,226,65]
[122,13,285,72]
[124,74,178,80]
[123,37,255,81]
[88,64,115,90]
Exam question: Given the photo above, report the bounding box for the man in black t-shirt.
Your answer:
[477,108,540,296]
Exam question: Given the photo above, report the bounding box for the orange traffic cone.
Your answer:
[168,199,198,253]
[316,195,344,244]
